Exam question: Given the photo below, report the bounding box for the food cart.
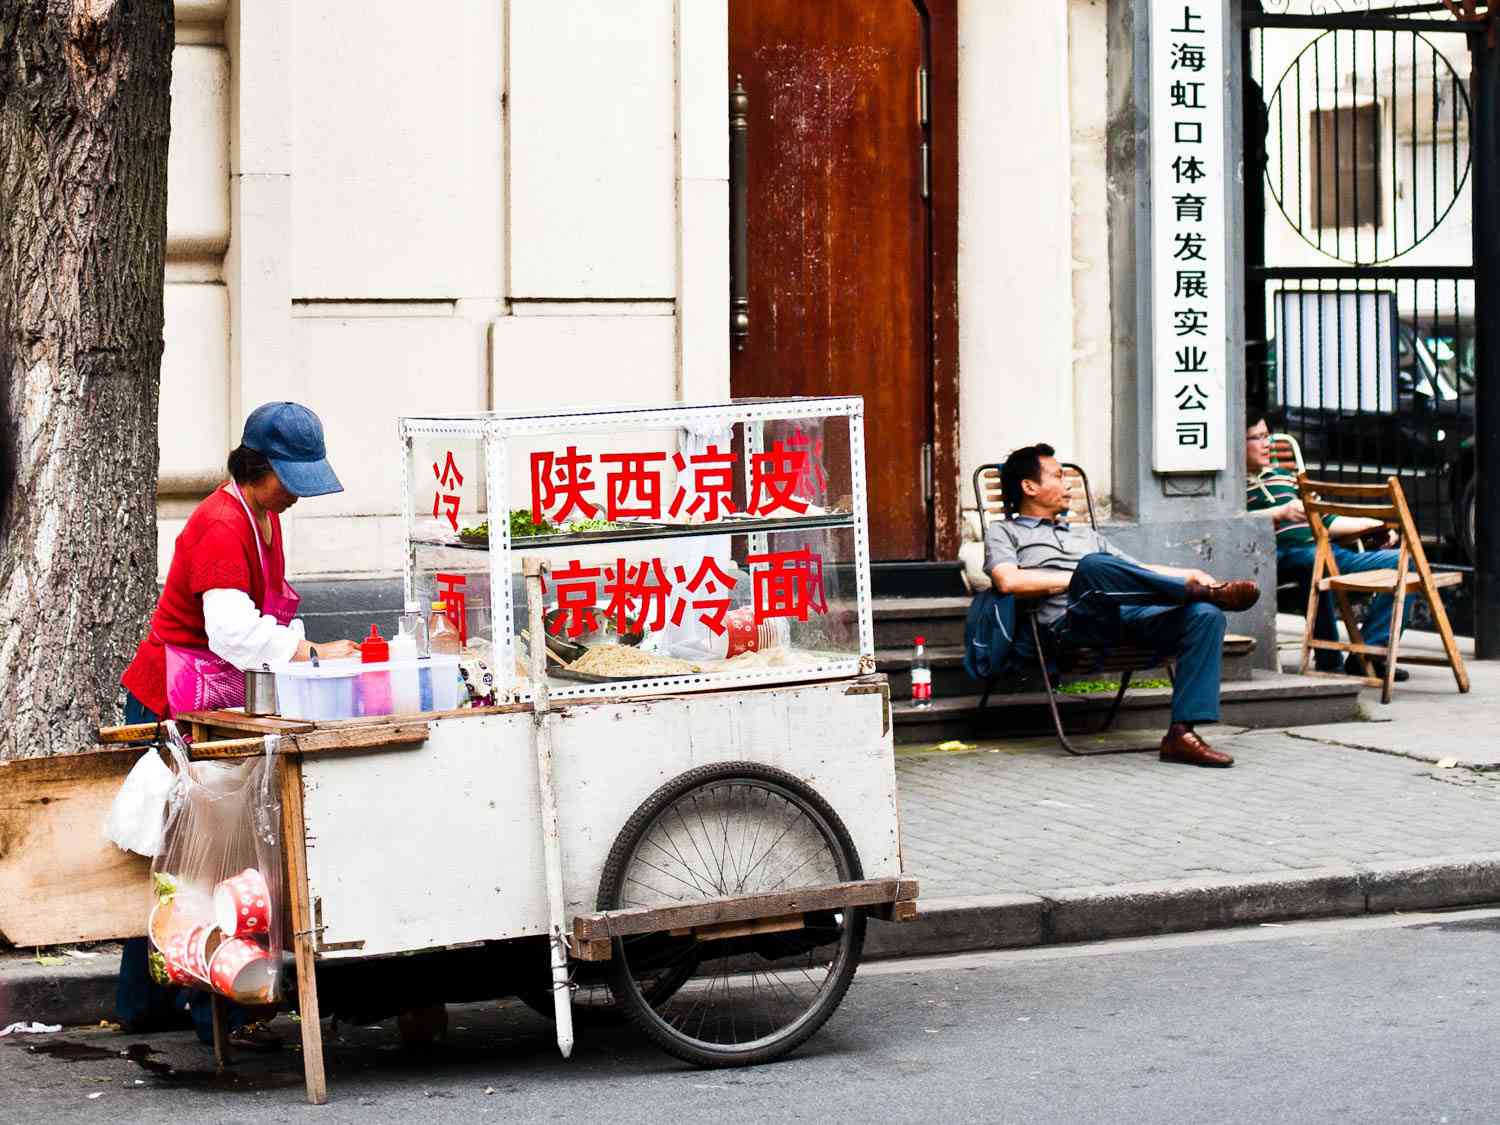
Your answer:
[174,396,917,1103]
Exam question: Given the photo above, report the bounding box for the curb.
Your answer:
[7,855,1500,1026]
[863,852,1500,961]
[0,945,121,1031]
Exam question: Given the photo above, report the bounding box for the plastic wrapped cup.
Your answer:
[184,924,223,983]
[214,868,271,938]
[161,932,198,987]
[208,937,275,1003]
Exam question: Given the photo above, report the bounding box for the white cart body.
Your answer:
[300,678,898,960]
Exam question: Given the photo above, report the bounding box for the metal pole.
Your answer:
[1472,28,1500,657]
[524,558,574,1056]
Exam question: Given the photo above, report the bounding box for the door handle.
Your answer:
[729,77,750,351]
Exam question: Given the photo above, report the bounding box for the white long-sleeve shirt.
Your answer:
[202,587,305,669]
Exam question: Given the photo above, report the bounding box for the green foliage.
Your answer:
[1058,678,1170,695]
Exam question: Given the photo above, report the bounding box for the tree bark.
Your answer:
[0,0,172,757]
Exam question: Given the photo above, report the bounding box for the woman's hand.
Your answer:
[1276,498,1308,526]
[292,638,361,662]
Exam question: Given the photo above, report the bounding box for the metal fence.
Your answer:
[1247,8,1479,583]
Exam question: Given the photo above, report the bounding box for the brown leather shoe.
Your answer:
[1159,726,1234,767]
[1185,578,1260,613]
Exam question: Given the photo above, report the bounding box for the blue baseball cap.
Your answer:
[241,402,343,498]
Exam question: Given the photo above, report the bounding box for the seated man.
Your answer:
[986,444,1260,769]
[1244,418,1407,681]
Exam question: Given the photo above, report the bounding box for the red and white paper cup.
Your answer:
[208,937,274,1003]
[161,932,198,987]
[214,868,271,939]
[183,924,223,983]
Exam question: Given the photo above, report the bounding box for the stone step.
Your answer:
[871,596,970,648]
[890,671,1362,745]
[876,645,982,699]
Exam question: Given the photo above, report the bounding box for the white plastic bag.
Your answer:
[104,748,176,857]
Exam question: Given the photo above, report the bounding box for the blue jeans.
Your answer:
[1044,553,1227,726]
[117,692,243,1044]
[1278,545,1404,665]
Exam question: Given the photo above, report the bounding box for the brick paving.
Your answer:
[897,728,1500,900]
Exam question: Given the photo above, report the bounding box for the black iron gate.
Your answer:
[1243,0,1496,639]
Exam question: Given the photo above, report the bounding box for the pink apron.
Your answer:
[159,481,301,716]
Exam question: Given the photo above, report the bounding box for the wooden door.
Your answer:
[730,0,932,560]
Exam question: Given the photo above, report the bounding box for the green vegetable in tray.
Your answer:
[460,509,625,543]
[147,949,169,987]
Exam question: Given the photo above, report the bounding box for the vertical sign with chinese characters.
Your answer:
[1151,0,1227,472]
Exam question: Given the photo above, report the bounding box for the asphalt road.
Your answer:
[3,908,1497,1124]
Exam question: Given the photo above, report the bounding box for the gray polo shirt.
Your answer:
[982,515,1141,625]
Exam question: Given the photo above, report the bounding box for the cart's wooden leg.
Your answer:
[210,993,231,1071]
[279,754,328,1105]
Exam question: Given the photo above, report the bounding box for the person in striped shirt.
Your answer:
[1245,417,1407,680]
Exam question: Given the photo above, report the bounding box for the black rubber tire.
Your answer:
[597,761,865,1069]
[1459,476,1478,564]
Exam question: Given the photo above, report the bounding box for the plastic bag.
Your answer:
[104,748,175,857]
[146,723,285,1006]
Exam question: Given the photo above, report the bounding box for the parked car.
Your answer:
[1271,324,1474,557]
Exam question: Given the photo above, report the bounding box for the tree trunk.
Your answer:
[0,0,172,757]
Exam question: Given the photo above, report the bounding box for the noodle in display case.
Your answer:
[399,398,876,703]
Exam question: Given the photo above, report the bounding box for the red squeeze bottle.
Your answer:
[358,624,392,717]
[911,635,932,709]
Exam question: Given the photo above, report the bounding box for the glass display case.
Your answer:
[399,398,875,703]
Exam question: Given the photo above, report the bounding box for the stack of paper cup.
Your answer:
[214,868,271,939]
[208,938,275,1004]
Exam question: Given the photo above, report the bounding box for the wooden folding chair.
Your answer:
[1295,473,1469,703]
[972,462,1170,755]
[1269,432,1305,475]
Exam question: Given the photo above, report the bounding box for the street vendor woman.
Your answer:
[115,401,359,1044]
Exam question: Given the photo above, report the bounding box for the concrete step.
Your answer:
[876,644,983,699]
[891,670,1362,745]
[872,596,970,648]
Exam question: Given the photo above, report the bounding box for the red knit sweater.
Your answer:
[122,485,286,717]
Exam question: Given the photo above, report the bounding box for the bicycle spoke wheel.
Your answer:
[598,762,865,1068]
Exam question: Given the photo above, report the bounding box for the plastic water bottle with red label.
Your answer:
[910,635,932,709]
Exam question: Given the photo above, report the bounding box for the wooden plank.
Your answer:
[211,994,232,1071]
[189,723,432,760]
[671,913,806,942]
[279,756,328,1106]
[0,749,153,945]
[572,877,917,942]
[97,723,163,744]
[574,938,613,962]
[177,710,316,736]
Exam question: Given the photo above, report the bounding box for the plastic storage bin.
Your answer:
[274,656,460,721]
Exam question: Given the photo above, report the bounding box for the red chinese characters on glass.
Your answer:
[546,560,602,638]
[600,452,667,520]
[529,446,599,524]
[666,445,738,522]
[431,451,464,532]
[671,556,738,634]
[435,572,469,645]
[746,547,827,624]
[600,557,673,634]
[748,440,812,517]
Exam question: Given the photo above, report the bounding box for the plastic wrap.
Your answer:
[146,724,286,1006]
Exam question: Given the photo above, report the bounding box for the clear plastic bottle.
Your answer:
[399,600,429,658]
[910,634,932,709]
[429,600,462,656]
[389,624,421,714]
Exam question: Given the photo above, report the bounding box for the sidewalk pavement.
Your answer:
[6,625,1500,1026]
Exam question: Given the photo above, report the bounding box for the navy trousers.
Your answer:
[1277,545,1405,668]
[1044,553,1226,725]
[116,692,243,1044]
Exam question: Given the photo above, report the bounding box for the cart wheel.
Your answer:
[597,761,865,1068]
